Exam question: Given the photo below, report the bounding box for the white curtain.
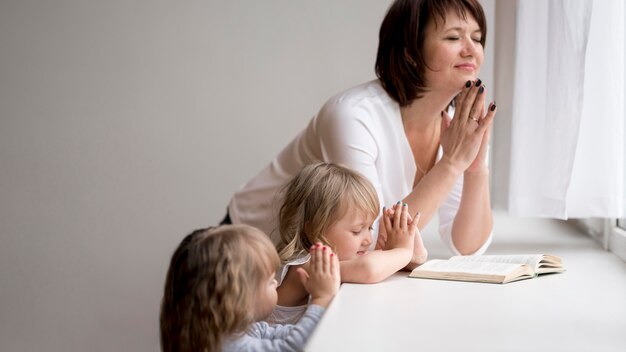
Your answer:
[508,0,625,219]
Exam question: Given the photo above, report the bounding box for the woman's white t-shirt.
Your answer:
[228,80,491,255]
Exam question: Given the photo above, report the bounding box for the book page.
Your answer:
[415,259,526,275]
[535,254,565,274]
[409,260,535,284]
[449,254,543,268]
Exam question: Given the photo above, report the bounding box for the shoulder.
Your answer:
[276,261,310,306]
[313,80,400,139]
[277,254,310,284]
[316,80,396,124]
[320,80,393,113]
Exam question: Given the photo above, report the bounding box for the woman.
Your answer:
[224,0,496,268]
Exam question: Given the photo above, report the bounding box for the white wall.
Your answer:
[0,1,494,351]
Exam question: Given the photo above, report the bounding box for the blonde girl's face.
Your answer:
[324,209,374,261]
[254,272,278,321]
[422,9,484,92]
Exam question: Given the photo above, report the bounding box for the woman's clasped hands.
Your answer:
[440,79,497,174]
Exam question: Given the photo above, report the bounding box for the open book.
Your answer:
[409,254,565,284]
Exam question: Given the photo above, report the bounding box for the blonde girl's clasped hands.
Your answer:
[271,163,428,324]
[380,202,427,267]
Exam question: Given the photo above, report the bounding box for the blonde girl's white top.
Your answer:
[267,254,311,325]
[228,79,492,255]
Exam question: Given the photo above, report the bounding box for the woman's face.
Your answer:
[422,9,484,91]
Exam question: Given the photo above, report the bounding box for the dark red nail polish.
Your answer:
[465,80,472,88]
[478,86,484,94]
[490,103,496,111]
[475,79,482,87]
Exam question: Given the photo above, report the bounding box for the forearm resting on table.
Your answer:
[452,168,492,255]
[340,248,412,284]
[405,246,428,271]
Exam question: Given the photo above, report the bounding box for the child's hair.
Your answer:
[277,162,380,263]
[160,224,280,352]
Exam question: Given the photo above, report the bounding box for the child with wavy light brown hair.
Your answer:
[159,224,339,352]
[270,162,427,324]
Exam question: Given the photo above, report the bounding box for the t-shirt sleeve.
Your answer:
[243,305,325,351]
[315,99,380,190]
[314,99,384,237]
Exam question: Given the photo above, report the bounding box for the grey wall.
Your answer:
[491,0,515,209]
[0,1,494,351]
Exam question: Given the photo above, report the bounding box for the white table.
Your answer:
[305,214,626,352]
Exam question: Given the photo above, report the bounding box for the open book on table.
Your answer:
[408,254,565,284]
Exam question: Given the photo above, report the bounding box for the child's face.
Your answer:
[254,272,278,321]
[324,209,374,260]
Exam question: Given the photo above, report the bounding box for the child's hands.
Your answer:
[382,202,417,251]
[406,215,428,270]
[382,203,428,269]
[296,243,340,308]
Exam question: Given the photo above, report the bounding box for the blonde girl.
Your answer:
[271,162,427,324]
[160,224,339,352]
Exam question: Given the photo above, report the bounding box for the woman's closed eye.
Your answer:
[445,35,482,43]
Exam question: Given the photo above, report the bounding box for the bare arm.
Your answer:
[448,93,495,254]
[341,203,417,283]
[339,248,411,283]
[453,167,492,254]
[402,83,496,256]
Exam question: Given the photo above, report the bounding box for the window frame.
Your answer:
[610,219,626,262]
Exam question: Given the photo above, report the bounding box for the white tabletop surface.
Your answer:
[305,213,626,352]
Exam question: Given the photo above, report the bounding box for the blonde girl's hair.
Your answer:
[160,224,280,352]
[277,162,380,263]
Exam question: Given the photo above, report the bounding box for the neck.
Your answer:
[400,90,457,128]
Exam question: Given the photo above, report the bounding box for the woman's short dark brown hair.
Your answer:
[375,0,487,107]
